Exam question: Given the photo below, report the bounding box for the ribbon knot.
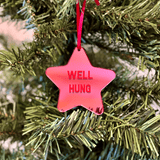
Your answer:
[76,0,100,51]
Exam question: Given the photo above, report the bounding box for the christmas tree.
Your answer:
[0,0,160,159]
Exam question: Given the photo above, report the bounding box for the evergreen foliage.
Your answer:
[0,0,160,159]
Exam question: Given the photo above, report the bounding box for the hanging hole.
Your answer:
[78,49,80,51]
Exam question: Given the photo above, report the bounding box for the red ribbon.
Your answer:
[76,0,100,51]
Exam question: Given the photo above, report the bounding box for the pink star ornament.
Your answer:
[46,47,116,115]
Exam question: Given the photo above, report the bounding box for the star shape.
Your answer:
[46,47,116,115]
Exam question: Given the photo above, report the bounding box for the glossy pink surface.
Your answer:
[46,47,116,115]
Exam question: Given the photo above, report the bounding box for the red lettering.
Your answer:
[80,84,85,93]
[83,71,87,79]
[77,71,82,79]
[68,71,76,79]
[69,84,91,93]
[75,84,79,93]
[88,71,93,79]
[68,71,93,80]
[69,84,74,93]
[86,84,91,92]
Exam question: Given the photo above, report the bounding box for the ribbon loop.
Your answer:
[76,0,100,51]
